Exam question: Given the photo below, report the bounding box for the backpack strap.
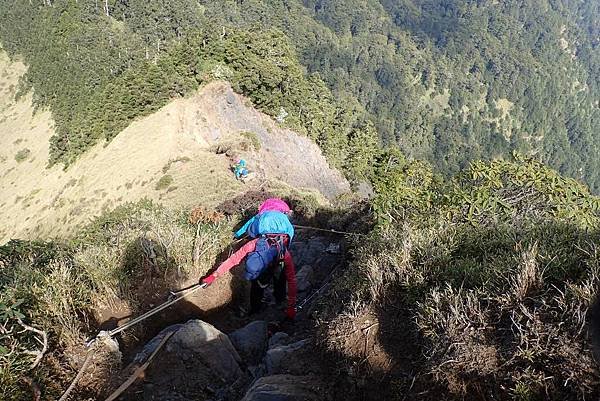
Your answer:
[263,234,289,261]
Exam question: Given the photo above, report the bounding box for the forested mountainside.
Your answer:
[201,0,600,189]
[0,1,378,183]
[0,1,598,191]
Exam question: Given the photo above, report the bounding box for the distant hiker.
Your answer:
[232,158,249,180]
[202,200,296,320]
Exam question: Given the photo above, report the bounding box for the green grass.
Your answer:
[240,131,261,151]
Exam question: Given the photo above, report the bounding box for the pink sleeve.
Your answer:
[214,239,258,277]
[283,250,297,309]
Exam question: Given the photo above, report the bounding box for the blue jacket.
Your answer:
[234,211,294,241]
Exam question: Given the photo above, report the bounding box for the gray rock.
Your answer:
[226,91,236,105]
[290,237,329,267]
[229,321,268,366]
[265,339,309,375]
[133,324,183,365]
[169,319,242,381]
[142,319,245,400]
[296,265,315,292]
[268,332,290,349]
[241,374,325,401]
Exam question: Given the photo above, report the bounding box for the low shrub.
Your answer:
[14,148,30,163]
[155,174,173,191]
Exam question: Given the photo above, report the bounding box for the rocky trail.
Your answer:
[85,232,345,401]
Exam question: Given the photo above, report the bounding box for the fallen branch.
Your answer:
[104,331,175,401]
[16,318,48,370]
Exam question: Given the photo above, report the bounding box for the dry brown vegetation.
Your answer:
[317,158,600,401]
[319,220,600,401]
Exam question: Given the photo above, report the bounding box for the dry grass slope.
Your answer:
[0,51,348,244]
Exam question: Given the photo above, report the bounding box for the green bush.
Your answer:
[14,148,30,163]
[155,175,174,191]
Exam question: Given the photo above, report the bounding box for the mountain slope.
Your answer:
[201,0,600,190]
[0,52,349,243]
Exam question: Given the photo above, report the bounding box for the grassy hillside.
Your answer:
[2,156,600,400]
[318,155,600,400]
[0,48,349,243]
[0,201,233,400]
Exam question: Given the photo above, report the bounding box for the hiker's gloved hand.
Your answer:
[285,306,296,321]
[202,274,217,286]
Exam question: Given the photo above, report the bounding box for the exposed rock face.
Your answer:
[241,375,326,401]
[184,82,350,200]
[142,319,245,401]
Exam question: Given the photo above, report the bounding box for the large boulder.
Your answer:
[240,374,327,401]
[229,320,269,366]
[142,319,245,400]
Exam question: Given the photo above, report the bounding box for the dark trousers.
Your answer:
[250,265,287,314]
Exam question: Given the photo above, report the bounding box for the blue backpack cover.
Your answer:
[244,237,279,280]
[247,211,294,240]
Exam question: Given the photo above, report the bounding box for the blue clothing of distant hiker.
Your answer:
[233,159,248,179]
[234,210,294,241]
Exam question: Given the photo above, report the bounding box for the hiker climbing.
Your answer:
[232,158,249,181]
[202,198,297,320]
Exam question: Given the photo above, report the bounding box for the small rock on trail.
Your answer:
[265,339,310,376]
[268,332,290,349]
[141,319,247,401]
